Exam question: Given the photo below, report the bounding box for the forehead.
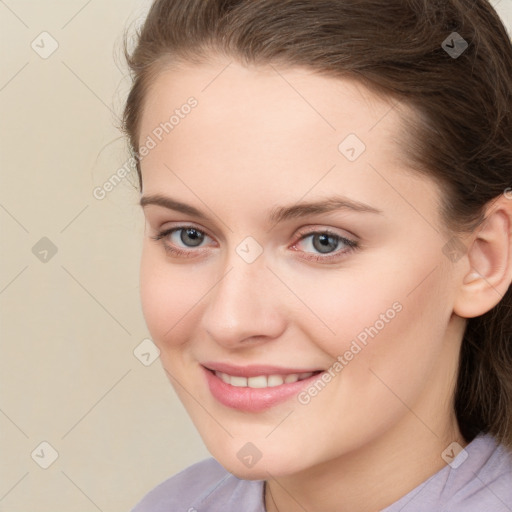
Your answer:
[139,59,401,149]
[137,59,440,225]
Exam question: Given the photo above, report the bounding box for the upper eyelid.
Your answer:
[159,224,215,241]
[295,225,357,239]
[290,225,359,252]
[157,224,353,237]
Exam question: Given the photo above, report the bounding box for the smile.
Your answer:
[214,371,318,388]
[202,363,324,412]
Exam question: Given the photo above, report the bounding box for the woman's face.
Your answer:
[138,58,464,479]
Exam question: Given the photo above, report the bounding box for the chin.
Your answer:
[209,446,306,481]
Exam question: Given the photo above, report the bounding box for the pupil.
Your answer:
[181,228,204,247]
[313,233,338,253]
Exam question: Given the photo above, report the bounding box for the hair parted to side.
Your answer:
[122,0,512,447]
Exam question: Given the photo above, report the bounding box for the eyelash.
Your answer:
[150,225,359,263]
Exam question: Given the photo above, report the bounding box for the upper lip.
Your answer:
[202,362,324,377]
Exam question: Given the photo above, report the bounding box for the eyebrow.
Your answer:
[140,195,209,219]
[139,194,382,224]
[268,196,382,223]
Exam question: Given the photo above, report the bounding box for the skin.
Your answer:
[137,56,512,512]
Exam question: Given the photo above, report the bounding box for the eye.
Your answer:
[302,232,340,253]
[292,229,358,262]
[172,227,207,248]
[151,225,358,262]
[151,225,214,257]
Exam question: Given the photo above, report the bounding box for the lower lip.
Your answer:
[202,366,322,412]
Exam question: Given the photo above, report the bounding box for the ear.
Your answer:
[453,194,512,319]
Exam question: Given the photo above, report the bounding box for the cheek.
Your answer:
[277,268,452,457]
[287,249,453,397]
[366,269,453,385]
[314,248,451,358]
[275,259,406,360]
[139,245,205,349]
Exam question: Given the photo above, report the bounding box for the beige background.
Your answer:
[1,1,511,510]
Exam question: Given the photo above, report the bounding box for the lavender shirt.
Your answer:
[131,434,512,511]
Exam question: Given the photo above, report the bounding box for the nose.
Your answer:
[199,256,287,348]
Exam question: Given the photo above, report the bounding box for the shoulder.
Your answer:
[131,457,265,512]
[384,434,512,512]
[442,434,512,511]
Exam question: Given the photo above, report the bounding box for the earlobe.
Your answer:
[453,196,512,319]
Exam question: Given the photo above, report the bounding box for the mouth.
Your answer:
[211,369,321,388]
[201,362,324,412]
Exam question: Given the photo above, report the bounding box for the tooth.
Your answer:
[267,375,285,387]
[230,376,248,387]
[217,371,231,384]
[247,376,268,388]
[214,370,313,388]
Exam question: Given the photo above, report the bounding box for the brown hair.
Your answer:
[122,0,512,447]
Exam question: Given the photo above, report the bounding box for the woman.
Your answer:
[124,0,512,510]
